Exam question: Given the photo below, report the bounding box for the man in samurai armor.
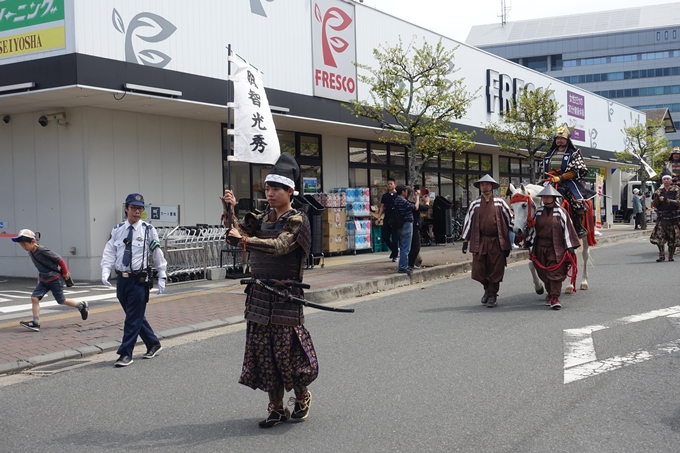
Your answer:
[461,174,514,308]
[525,185,581,310]
[222,153,318,428]
[649,173,680,262]
[662,147,680,180]
[541,124,594,238]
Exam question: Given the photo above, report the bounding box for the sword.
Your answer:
[241,278,355,313]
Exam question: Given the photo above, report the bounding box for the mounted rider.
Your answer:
[541,124,592,238]
[662,147,680,180]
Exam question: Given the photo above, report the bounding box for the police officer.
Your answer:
[101,193,167,367]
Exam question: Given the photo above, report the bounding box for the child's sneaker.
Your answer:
[79,301,89,321]
[20,321,40,332]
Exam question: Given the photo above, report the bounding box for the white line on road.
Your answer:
[0,292,119,313]
[564,305,680,384]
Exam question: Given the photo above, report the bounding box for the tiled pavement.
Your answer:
[0,225,648,375]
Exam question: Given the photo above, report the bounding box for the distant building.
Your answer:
[467,2,680,145]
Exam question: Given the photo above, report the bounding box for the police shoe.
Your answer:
[143,343,162,359]
[114,355,133,367]
[258,404,290,428]
[289,390,313,420]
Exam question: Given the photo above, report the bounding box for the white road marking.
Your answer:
[564,305,680,384]
[0,292,119,313]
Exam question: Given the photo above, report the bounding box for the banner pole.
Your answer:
[226,44,233,228]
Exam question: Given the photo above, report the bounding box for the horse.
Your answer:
[507,183,594,295]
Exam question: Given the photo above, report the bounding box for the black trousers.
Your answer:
[382,223,397,257]
[634,212,641,229]
[408,224,421,267]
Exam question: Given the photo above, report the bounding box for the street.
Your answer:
[1,238,679,452]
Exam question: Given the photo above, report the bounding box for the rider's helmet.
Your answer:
[551,123,574,151]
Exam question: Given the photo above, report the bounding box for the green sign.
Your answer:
[586,167,603,179]
[0,0,65,33]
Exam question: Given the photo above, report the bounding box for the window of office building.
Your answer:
[658,32,661,41]
[551,54,563,71]
[524,56,548,73]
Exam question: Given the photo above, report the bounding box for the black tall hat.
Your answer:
[265,153,299,190]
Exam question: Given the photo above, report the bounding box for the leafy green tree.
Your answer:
[484,87,561,184]
[614,117,669,230]
[346,37,478,187]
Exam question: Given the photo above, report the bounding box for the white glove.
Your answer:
[157,278,166,295]
[101,269,112,287]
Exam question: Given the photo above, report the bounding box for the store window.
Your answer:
[222,128,322,213]
[498,156,532,197]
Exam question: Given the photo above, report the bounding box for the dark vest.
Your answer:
[244,210,306,326]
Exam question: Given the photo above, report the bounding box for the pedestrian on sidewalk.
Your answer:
[223,153,318,429]
[461,175,514,308]
[393,184,418,276]
[101,193,167,368]
[408,187,430,270]
[378,178,398,262]
[632,188,643,230]
[524,185,580,310]
[13,229,89,332]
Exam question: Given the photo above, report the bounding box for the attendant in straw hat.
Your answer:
[524,185,580,310]
[461,175,514,308]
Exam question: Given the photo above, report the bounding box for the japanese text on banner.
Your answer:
[231,57,280,164]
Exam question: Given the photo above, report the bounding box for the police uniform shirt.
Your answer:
[101,220,167,278]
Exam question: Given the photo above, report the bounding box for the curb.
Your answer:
[0,230,647,376]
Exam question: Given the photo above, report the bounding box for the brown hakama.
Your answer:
[533,208,569,298]
[471,197,506,295]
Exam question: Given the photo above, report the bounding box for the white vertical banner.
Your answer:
[230,56,280,164]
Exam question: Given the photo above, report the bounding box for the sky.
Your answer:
[361,0,680,43]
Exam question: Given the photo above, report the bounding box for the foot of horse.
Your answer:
[565,285,574,294]
[535,286,544,295]
[579,282,589,290]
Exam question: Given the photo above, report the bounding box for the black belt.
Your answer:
[116,270,142,278]
[480,232,497,237]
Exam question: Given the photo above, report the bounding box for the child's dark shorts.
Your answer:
[32,279,66,304]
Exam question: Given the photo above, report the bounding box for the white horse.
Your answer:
[507,183,591,295]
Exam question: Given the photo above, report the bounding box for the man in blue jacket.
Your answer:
[392,185,419,276]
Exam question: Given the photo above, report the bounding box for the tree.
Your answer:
[346,37,478,187]
[614,117,669,230]
[484,87,561,184]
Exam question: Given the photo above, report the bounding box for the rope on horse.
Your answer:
[530,250,579,292]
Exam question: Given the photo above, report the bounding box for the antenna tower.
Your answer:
[499,0,511,26]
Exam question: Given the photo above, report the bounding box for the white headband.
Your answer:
[265,174,295,189]
[662,175,672,181]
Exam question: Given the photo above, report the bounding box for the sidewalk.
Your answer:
[0,225,648,375]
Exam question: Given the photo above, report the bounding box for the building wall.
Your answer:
[0,107,222,279]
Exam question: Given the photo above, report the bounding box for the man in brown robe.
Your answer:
[462,175,514,308]
[525,185,581,310]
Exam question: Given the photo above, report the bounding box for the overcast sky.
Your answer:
[361,0,679,43]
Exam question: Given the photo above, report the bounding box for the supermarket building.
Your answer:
[0,0,643,279]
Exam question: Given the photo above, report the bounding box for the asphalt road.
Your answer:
[1,238,679,453]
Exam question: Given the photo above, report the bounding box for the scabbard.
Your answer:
[285,294,355,313]
[240,278,354,313]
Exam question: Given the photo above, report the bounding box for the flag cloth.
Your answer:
[231,56,280,164]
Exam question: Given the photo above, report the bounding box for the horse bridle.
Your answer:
[510,193,536,239]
